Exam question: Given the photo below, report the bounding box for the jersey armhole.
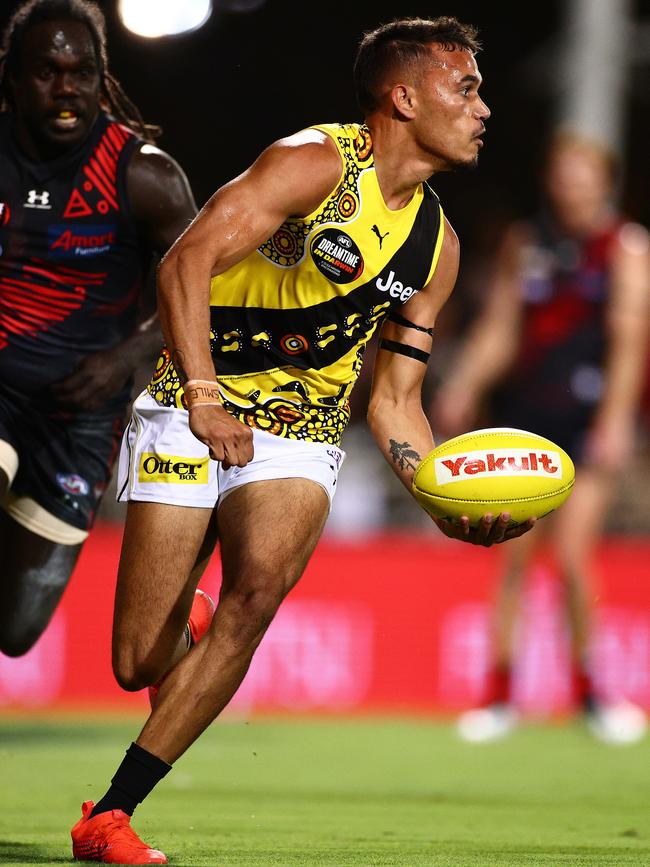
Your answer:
[299,124,347,222]
[116,134,143,230]
[423,203,446,286]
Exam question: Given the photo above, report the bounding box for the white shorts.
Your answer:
[117,391,345,510]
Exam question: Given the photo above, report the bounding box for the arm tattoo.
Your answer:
[171,349,188,385]
[389,439,421,472]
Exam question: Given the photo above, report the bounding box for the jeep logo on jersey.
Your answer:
[434,449,562,485]
[138,453,209,484]
[310,228,364,284]
[48,224,116,259]
[375,269,417,302]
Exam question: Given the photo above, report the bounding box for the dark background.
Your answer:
[3,0,649,333]
[2,0,649,226]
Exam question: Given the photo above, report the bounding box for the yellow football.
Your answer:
[412,427,575,526]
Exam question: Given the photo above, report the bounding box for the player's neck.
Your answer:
[367,121,434,210]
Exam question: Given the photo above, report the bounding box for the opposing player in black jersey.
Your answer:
[0,0,197,657]
[71,17,536,865]
[434,129,650,744]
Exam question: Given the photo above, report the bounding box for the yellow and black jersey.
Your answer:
[148,122,445,445]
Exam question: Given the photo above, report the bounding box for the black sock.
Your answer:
[89,742,171,818]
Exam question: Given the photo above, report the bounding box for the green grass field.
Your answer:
[1,714,649,866]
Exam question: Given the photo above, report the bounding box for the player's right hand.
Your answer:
[188,404,254,469]
[432,512,537,547]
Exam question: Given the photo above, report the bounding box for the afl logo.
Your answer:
[310,228,364,284]
[0,203,10,226]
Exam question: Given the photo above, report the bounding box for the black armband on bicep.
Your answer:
[387,311,434,336]
[379,338,430,364]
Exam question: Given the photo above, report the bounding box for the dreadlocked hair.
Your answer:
[0,0,161,142]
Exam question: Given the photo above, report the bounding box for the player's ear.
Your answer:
[390,83,416,120]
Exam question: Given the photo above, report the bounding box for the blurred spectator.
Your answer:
[432,128,650,743]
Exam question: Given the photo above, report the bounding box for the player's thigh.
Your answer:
[0,509,82,655]
[0,442,16,499]
[113,501,215,643]
[9,408,124,535]
[217,477,330,600]
[0,428,87,655]
[552,466,612,568]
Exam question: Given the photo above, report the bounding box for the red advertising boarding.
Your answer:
[1,524,649,716]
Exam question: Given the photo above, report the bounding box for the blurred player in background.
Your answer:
[70,17,538,865]
[433,128,650,743]
[0,0,197,657]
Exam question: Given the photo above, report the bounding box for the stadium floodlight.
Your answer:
[118,0,212,38]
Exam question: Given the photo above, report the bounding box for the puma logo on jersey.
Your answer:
[371,224,390,249]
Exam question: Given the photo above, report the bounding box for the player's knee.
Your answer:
[0,605,52,656]
[557,563,585,590]
[112,662,153,693]
[222,582,285,642]
[502,569,526,591]
[0,552,77,657]
[112,649,159,692]
[0,624,39,657]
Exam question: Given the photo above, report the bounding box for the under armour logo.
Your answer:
[25,189,51,209]
[371,224,389,249]
[326,448,342,469]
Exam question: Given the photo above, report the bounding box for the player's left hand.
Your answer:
[583,414,635,472]
[432,512,537,547]
[49,348,133,411]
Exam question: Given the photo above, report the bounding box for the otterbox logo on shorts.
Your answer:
[138,453,209,484]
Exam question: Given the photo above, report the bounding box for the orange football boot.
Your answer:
[71,800,167,864]
[148,588,215,706]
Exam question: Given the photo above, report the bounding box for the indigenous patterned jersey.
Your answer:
[149,123,445,445]
[0,111,147,403]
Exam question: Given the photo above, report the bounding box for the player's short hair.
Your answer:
[353,16,482,116]
[0,0,160,141]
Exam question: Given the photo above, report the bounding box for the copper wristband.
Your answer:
[183,379,222,409]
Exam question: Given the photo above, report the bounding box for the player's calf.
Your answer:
[148,589,215,706]
[113,589,215,693]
